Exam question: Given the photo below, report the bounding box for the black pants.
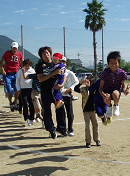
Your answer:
[21,88,34,121]
[63,96,74,132]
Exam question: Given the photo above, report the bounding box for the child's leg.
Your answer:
[52,79,64,109]
[95,103,107,125]
[90,112,100,143]
[83,112,92,143]
[112,90,120,116]
[112,90,120,105]
[31,90,43,120]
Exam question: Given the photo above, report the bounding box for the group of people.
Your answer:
[0,42,129,148]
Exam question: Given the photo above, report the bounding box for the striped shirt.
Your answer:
[99,67,128,91]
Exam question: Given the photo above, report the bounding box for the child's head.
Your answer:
[53,53,63,65]
[23,59,32,70]
[107,51,121,72]
[107,51,121,65]
[88,75,96,85]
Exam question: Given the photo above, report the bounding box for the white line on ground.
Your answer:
[0,118,130,131]
[0,142,130,165]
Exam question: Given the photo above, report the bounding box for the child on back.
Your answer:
[42,52,66,109]
[74,76,101,148]
[99,51,129,123]
[22,64,44,125]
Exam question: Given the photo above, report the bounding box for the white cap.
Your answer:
[62,56,67,62]
[11,42,19,49]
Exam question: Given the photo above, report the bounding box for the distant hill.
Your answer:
[0,35,39,64]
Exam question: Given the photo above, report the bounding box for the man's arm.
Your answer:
[37,68,61,82]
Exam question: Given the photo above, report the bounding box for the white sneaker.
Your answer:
[68,131,74,136]
[30,119,35,125]
[72,96,79,101]
[36,118,41,122]
[26,119,31,126]
[113,105,120,116]
[106,106,112,117]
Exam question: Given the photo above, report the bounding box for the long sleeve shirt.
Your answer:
[61,69,79,97]
[16,67,35,90]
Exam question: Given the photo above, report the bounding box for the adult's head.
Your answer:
[38,46,52,63]
[11,42,19,55]
[61,56,67,66]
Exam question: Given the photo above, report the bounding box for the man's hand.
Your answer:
[52,68,61,76]
[2,69,6,75]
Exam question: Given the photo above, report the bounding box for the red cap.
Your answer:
[53,53,63,60]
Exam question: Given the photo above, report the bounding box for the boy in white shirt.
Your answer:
[16,59,35,126]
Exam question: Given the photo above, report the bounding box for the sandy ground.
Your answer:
[0,85,130,176]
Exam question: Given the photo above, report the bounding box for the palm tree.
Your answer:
[83,0,107,80]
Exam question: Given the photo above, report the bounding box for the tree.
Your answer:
[83,0,107,80]
[120,59,130,72]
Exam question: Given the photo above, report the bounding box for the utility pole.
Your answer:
[77,52,81,59]
[21,25,24,60]
[63,27,66,57]
[102,28,104,71]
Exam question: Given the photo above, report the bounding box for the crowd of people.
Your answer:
[0,42,129,148]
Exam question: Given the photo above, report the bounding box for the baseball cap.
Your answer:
[62,56,67,62]
[11,42,19,49]
[53,53,63,60]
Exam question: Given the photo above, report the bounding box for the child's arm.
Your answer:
[22,68,29,80]
[99,79,110,101]
[122,80,129,95]
[74,79,88,93]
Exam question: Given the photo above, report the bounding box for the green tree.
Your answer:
[120,59,130,72]
[97,61,102,71]
[83,0,107,80]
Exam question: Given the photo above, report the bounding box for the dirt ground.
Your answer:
[0,85,130,176]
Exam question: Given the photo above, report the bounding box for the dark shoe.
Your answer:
[96,141,101,146]
[56,129,67,136]
[14,102,18,110]
[10,102,14,112]
[86,143,91,148]
[49,130,57,139]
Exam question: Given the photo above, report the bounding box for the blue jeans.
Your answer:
[41,92,66,132]
[3,72,17,93]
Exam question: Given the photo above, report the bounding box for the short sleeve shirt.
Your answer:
[99,67,128,91]
[2,50,23,73]
[36,60,54,93]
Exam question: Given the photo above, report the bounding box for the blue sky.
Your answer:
[1,0,130,67]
